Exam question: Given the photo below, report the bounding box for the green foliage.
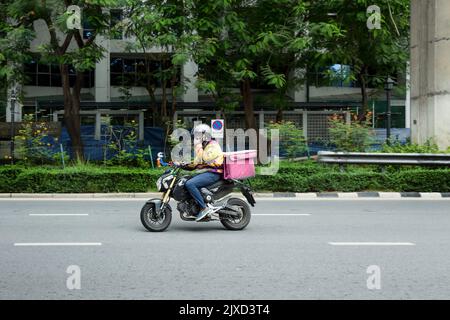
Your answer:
[267,121,308,159]
[103,119,149,167]
[381,139,449,154]
[0,165,165,193]
[191,0,339,123]
[13,114,58,165]
[251,161,450,193]
[1,161,449,193]
[309,0,410,114]
[0,25,35,87]
[2,0,120,159]
[328,113,375,152]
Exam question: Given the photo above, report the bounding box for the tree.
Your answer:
[193,0,340,128]
[309,0,410,119]
[0,0,35,119]
[120,0,198,123]
[5,0,118,160]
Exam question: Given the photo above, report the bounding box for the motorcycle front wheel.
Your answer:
[140,200,172,232]
[220,198,251,231]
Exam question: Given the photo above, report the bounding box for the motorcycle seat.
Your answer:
[207,179,234,189]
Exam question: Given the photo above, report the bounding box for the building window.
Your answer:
[24,57,95,88]
[110,9,123,40]
[82,18,94,40]
[110,55,179,88]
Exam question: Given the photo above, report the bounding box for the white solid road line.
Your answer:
[328,242,415,246]
[1,197,449,201]
[29,213,89,216]
[253,213,311,216]
[14,242,102,246]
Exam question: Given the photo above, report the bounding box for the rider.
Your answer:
[182,124,224,222]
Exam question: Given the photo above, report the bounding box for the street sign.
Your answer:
[211,119,224,138]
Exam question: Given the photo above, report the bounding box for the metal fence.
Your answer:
[173,109,351,143]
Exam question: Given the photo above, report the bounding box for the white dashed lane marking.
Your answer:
[29,214,89,216]
[328,242,415,246]
[14,242,102,247]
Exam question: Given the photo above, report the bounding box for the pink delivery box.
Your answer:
[223,150,257,180]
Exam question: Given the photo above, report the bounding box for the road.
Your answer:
[0,197,450,300]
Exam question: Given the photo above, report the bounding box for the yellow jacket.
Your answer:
[193,140,224,173]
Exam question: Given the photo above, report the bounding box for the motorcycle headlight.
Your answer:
[156,177,163,191]
[162,175,173,189]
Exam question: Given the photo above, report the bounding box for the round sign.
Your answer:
[212,120,223,131]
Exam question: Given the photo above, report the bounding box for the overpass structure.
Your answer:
[411,0,450,149]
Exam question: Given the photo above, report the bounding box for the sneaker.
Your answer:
[196,207,212,222]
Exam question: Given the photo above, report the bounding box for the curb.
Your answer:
[0,192,449,199]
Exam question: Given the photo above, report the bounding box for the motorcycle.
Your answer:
[140,164,256,232]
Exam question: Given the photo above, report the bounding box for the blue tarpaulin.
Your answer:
[59,125,165,161]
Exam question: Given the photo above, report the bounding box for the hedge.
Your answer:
[0,162,449,193]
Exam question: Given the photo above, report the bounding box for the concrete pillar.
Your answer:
[95,110,101,140]
[181,59,198,103]
[410,0,450,149]
[302,111,308,139]
[287,69,307,102]
[139,111,144,141]
[405,62,411,129]
[259,110,265,129]
[173,111,178,128]
[95,35,111,102]
[6,85,22,122]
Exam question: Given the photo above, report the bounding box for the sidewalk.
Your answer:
[0,192,449,199]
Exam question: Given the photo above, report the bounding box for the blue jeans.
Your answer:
[185,172,221,209]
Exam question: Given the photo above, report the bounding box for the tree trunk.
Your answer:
[146,86,157,126]
[358,67,369,121]
[145,57,157,125]
[161,81,167,118]
[240,78,257,130]
[276,108,283,123]
[170,75,177,116]
[60,64,84,161]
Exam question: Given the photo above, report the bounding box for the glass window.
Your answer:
[110,73,123,86]
[38,63,50,73]
[69,75,76,87]
[37,74,50,86]
[25,73,37,86]
[123,59,136,73]
[110,55,179,88]
[50,64,60,74]
[110,9,123,40]
[24,59,37,73]
[110,57,123,73]
[82,19,94,40]
[68,65,76,75]
[82,71,95,88]
[50,74,62,87]
[136,59,146,74]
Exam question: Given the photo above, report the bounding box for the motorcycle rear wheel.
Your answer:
[220,198,251,231]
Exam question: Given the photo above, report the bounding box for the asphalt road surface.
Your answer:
[1,198,450,300]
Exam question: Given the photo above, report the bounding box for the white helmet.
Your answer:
[192,124,211,145]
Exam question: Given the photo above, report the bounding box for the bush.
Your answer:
[0,165,165,193]
[266,121,308,159]
[14,114,61,165]
[1,162,449,193]
[328,113,375,152]
[381,139,449,154]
